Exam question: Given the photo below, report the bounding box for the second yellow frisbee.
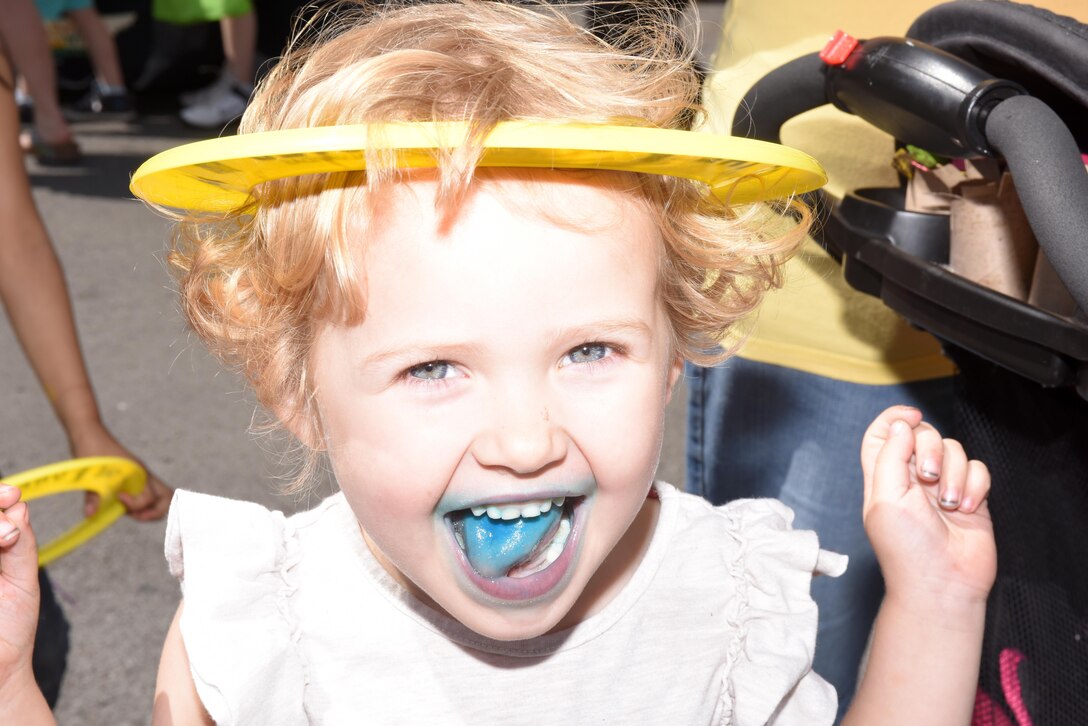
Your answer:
[2,457,147,566]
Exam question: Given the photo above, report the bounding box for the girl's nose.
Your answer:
[471,400,566,475]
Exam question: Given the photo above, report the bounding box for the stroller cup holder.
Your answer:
[826,187,1088,398]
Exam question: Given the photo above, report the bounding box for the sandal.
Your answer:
[19,129,83,166]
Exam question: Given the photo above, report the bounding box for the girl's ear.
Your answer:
[276,390,326,452]
[664,353,684,405]
[283,413,324,452]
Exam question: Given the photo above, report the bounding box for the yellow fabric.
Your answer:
[703,1,966,384]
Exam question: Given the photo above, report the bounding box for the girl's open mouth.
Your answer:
[445,496,583,602]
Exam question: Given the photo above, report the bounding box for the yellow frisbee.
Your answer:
[130,121,826,211]
[2,457,147,566]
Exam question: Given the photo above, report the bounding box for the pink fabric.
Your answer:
[971,647,1033,726]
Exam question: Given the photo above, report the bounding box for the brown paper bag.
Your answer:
[948,173,1037,300]
[1028,249,1079,317]
[903,160,1003,215]
[905,164,957,214]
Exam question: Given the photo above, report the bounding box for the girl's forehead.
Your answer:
[356,170,661,278]
[358,167,659,240]
[343,168,661,262]
[321,169,670,354]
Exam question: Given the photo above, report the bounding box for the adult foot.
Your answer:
[19,129,83,166]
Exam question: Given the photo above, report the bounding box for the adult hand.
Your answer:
[69,424,173,522]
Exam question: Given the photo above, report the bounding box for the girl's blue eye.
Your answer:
[567,343,609,365]
[409,361,454,380]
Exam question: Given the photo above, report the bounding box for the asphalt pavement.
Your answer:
[1,112,690,724]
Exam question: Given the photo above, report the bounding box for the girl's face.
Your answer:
[312,171,681,641]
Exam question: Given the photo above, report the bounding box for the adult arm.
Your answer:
[0,57,171,520]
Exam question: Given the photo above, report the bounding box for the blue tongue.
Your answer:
[460,506,563,578]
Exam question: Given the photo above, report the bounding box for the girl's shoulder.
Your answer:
[164,488,346,583]
[651,483,845,724]
[657,482,848,578]
[163,489,352,725]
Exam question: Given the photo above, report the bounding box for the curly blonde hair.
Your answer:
[168,0,809,479]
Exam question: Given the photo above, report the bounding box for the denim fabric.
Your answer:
[686,358,953,722]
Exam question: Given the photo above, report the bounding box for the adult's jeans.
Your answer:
[686,358,953,722]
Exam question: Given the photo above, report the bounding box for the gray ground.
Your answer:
[1,113,690,723]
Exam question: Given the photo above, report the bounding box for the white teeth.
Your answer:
[544,541,563,565]
[543,517,572,565]
[477,497,569,520]
[511,506,575,578]
[556,517,571,540]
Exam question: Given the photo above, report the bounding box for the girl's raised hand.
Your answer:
[860,406,997,609]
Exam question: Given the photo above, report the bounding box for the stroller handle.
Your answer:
[736,35,1088,313]
[985,95,1088,313]
[732,53,827,143]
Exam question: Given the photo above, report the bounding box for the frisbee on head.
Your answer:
[129,121,826,212]
[2,457,147,566]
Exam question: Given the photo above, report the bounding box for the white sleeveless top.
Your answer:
[165,482,846,725]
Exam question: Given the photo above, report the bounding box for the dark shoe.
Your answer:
[20,129,83,166]
[65,86,135,122]
[16,90,33,124]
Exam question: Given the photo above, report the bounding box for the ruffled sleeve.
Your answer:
[164,490,307,725]
[713,497,847,726]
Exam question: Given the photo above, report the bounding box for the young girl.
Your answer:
[0,2,995,723]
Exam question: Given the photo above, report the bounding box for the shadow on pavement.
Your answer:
[27,114,231,201]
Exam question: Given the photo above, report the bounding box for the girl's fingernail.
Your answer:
[921,459,940,480]
[939,492,961,509]
[0,484,14,495]
[960,497,974,512]
[891,420,909,435]
[0,523,17,541]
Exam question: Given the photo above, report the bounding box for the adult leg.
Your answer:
[179,10,256,128]
[0,0,78,157]
[62,6,135,119]
[220,11,257,86]
[67,7,125,89]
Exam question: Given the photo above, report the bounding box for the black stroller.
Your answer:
[737,2,1088,724]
